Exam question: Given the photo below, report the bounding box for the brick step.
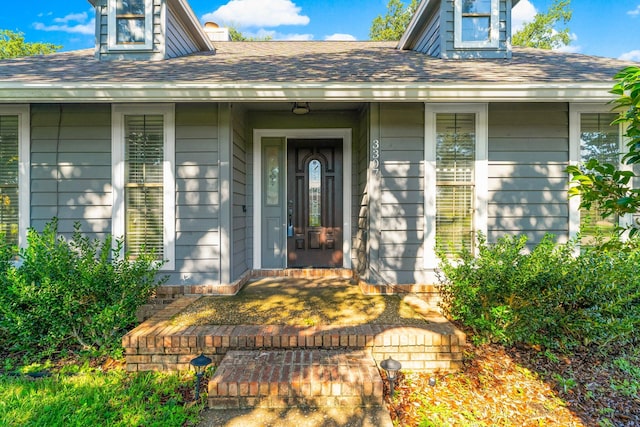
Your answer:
[208,349,384,409]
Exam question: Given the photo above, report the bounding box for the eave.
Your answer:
[0,82,616,104]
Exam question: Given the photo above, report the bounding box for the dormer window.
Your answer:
[108,0,153,50]
[455,0,499,48]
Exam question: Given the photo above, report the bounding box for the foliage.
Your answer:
[437,233,640,351]
[512,0,572,49]
[0,367,202,426]
[229,26,273,41]
[0,219,166,360]
[0,29,61,59]
[369,0,419,41]
[567,66,640,236]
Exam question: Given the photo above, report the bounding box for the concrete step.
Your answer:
[208,349,384,409]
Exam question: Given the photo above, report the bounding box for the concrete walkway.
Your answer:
[198,406,394,427]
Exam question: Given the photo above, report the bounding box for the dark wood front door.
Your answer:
[287,139,343,267]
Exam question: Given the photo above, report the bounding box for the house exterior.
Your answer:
[0,0,637,293]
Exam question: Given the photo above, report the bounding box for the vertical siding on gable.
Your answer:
[377,103,425,284]
[488,103,570,246]
[165,3,200,59]
[30,104,112,238]
[412,3,441,57]
[231,107,249,280]
[173,104,220,285]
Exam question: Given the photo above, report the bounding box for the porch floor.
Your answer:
[123,276,466,408]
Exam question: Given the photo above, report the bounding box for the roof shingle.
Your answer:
[0,41,635,85]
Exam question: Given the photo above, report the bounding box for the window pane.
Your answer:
[462,17,490,42]
[462,0,491,14]
[265,146,280,206]
[580,113,619,245]
[0,116,19,246]
[117,0,145,16]
[436,113,476,255]
[125,115,164,259]
[117,18,146,44]
[308,159,322,227]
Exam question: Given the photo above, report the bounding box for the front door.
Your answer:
[287,139,343,267]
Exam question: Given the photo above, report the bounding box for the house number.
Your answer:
[371,139,380,171]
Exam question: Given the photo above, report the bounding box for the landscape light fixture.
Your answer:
[292,102,310,115]
[380,357,402,397]
[190,353,212,401]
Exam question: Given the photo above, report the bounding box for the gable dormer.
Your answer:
[398,0,520,59]
[89,0,213,61]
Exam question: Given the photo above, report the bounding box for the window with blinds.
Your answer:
[0,116,19,247]
[125,115,164,259]
[436,113,476,255]
[579,113,620,244]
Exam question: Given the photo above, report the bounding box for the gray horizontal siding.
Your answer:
[232,109,249,280]
[377,103,425,284]
[30,104,112,237]
[174,103,220,285]
[487,103,570,244]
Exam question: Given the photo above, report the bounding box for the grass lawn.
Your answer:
[0,363,203,427]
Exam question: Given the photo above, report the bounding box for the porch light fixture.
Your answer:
[380,357,402,397]
[190,353,212,401]
[292,102,310,115]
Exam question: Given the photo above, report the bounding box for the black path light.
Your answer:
[380,357,402,397]
[190,353,212,401]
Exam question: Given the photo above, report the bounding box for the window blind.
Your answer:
[436,113,476,254]
[580,113,619,243]
[0,116,19,246]
[125,114,164,259]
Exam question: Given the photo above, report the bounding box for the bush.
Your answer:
[437,233,640,352]
[0,219,166,360]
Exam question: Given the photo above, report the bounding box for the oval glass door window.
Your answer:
[308,159,321,227]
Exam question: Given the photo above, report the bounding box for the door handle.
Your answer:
[287,200,294,237]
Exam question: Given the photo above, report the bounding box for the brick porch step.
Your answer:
[208,349,384,409]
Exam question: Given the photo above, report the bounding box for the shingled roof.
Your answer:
[0,41,636,103]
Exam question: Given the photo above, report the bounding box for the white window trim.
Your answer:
[0,105,30,249]
[568,103,630,243]
[424,104,488,269]
[112,104,175,270]
[108,0,154,51]
[454,0,500,49]
[252,129,352,270]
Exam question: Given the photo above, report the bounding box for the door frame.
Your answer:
[253,129,352,269]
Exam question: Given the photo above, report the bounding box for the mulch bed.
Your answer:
[386,343,640,427]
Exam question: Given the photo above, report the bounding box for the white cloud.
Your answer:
[627,5,640,16]
[242,28,313,40]
[511,0,537,31]
[54,12,89,24]
[619,50,640,61]
[324,33,356,41]
[202,0,310,28]
[33,10,94,35]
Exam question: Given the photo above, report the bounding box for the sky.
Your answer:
[0,0,639,61]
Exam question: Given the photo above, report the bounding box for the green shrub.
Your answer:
[0,219,166,360]
[437,233,640,352]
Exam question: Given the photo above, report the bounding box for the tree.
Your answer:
[228,27,273,42]
[0,29,61,59]
[369,0,419,41]
[567,66,640,236]
[512,0,572,50]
